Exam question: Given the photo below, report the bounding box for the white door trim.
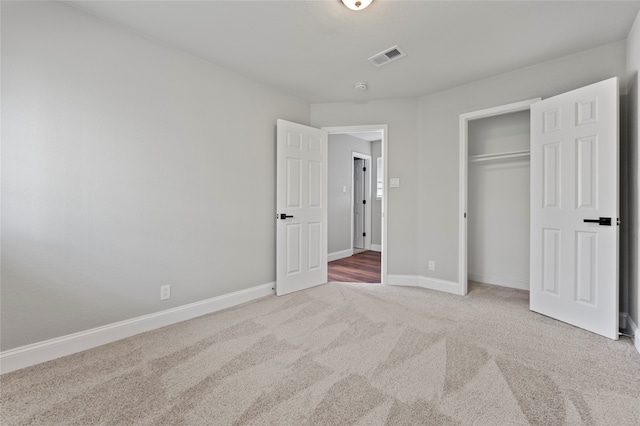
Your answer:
[458,99,541,295]
[352,152,372,251]
[323,125,388,284]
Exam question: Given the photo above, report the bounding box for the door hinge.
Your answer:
[363,232,366,237]
[363,200,366,205]
[363,166,367,172]
[617,218,620,226]
[464,212,467,218]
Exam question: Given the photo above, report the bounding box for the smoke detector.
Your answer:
[368,45,407,67]
[354,82,368,91]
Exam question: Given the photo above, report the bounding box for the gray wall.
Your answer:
[468,111,530,288]
[415,40,627,282]
[327,134,371,254]
[371,140,382,247]
[3,1,639,353]
[311,41,632,306]
[621,94,630,324]
[1,1,309,350]
[626,12,640,330]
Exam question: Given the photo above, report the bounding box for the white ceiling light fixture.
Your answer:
[341,0,373,11]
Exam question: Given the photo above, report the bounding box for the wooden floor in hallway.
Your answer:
[328,250,381,283]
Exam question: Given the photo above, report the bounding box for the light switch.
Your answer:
[390,178,400,188]
[342,185,347,193]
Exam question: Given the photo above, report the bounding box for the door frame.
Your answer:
[323,124,388,284]
[458,99,541,295]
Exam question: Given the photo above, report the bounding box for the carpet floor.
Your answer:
[1,282,639,425]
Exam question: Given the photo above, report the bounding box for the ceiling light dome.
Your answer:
[341,0,373,11]
[354,82,368,91]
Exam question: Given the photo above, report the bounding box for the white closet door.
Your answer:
[530,77,619,339]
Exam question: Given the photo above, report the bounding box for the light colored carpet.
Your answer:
[1,282,639,425]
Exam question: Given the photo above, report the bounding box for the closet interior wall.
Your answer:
[468,110,531,290]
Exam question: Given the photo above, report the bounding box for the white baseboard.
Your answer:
[387,274,419,286]
[418,276,465,295]
[371,244,382,252]
[468,273,529,291]
[0,282,275,374]
[328,249,353,262]
[620,312,628,331]
[628,316,640,355]
[387,275,463,296]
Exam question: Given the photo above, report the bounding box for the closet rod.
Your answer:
[468,150,530,163]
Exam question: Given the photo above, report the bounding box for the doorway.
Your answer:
[458,98,540,295]
[324,125,388,284]
[457,78,619,340]
[467,109,531,291]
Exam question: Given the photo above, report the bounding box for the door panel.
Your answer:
[308,160,322,208]
[353,158,364,249]
[308,222,322,270]
[576,135,597,209]
[530,77,619,340]
[542,142,561,209]
[286,223,301,275]
[276,120,328,296]
[287,158,302,208]
[542,228,560,295]
[575,231,597,305]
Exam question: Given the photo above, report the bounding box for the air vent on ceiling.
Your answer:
[368,45,406,67]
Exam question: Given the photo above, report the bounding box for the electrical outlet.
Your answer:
[160,285,171,301]
[428,260,435,271]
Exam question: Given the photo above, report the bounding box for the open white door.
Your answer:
[276,119,328,296]
[353,158,365,249]
[530,77,619,339]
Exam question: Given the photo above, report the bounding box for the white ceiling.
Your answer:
[67,0,640,104]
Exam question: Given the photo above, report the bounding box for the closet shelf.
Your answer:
[468,150,530,163]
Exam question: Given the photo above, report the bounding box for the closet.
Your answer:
[467,110,531,290]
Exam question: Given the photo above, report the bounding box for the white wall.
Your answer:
[311,99,419,276]
[1,1,309,350]
[626,10,640,330]
[468,111,530,289]
[327,134,371,255]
